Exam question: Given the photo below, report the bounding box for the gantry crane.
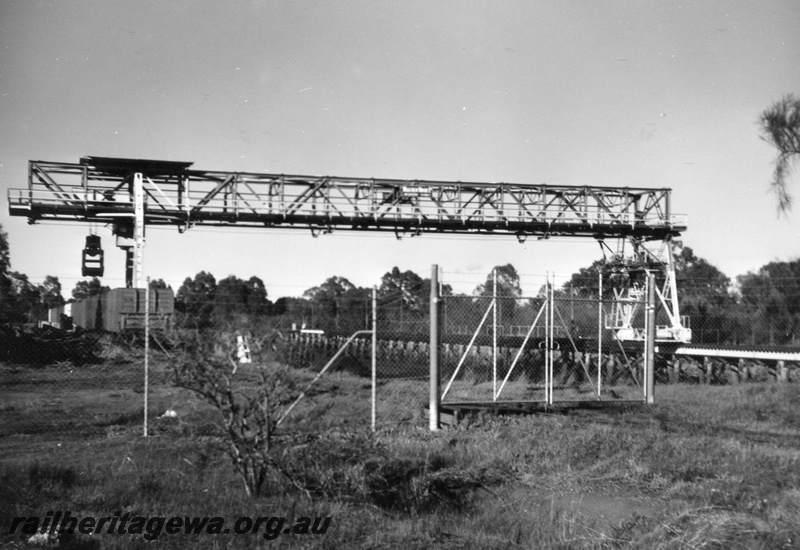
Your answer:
[7,155,691,343]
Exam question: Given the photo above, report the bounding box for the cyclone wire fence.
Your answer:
[0,300,174,440]
[3,274,799,440]
[0,290,430,440]
[280,288,433,428]
[666,274,800,385]
[439,280,649,406]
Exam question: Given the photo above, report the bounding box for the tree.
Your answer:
[7,272,40,322]
[216,275,247,318]
[272,296,311,321]
[303,276,371,334]
[71,277,110,301]
[246,277,269,314]
[379,267,425,308]
[474,264,522,298]
[738,259,800,345]
[378,267,427,326]
[760,94,800,213]
[303,276,355,304]
[672,244,736,344]
[561,258,621,298]
[149,278,169,290]
[469,264,525,326]
[176,271,217,326]
[215,275,270,318]
[0,223,65,324]
[0,224,9,279]
[673,244,732,300]
[39,275,65,310]
[304,275,353,331]
[0,224,13,322]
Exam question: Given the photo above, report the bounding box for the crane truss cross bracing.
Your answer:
[8,157,686,241]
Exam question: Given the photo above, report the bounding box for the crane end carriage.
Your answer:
[601,237,692,345]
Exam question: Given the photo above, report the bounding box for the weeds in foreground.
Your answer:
[3,344,800,550]
[171,329,300,497]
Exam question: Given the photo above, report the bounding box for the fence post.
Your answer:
[493,267,497,401]
[645,272,656,404]
[371,286,377,432]
[144,277,150,437]
[598,271,603,398]
[429,265,441,431]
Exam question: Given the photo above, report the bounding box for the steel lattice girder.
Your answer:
[7,157,686,240]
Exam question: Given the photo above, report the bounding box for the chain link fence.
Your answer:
[2,272,799,440]
[0,330,175,438]
[440,293,650,405]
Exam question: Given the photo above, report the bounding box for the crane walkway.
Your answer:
[8,156,686,241]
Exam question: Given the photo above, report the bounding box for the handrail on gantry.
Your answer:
[8,157,685,241]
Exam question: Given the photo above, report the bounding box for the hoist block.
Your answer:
[82,235,104,277]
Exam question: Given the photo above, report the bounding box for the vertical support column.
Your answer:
[645,271,656,404]
[132,173,145,289]
[429,265,441,431]
[371,286,377,432]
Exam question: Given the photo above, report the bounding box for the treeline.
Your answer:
[171,247,800,347]
[0,223,65,325]
[172,268,449,334]
[1,218,797,347]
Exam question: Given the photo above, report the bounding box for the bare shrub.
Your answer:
[170,329,298,497]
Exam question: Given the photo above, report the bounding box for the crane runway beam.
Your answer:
[8,157,686,240]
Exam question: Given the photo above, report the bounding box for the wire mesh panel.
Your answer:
[442,295,549,404]
[548,294,646,403]
[272,289,431,429]
[374,287,431,427]
[439,282,650,406]
[0,330,174,438]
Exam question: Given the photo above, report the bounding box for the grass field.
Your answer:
[2,351,800,549]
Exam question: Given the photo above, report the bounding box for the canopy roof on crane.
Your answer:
[80,156,194,177]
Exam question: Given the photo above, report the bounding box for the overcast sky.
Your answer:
[1,1,799,297]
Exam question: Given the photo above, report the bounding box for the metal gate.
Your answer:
[440,275,650,406]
